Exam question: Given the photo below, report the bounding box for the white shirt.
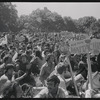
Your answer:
[57,74,68,95]
[0,74,11,96]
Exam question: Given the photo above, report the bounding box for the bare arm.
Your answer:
[14,72,27,82]
[39,66,46,86]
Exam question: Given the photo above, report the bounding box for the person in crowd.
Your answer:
[56,62,71,94]
[34,50,45,70]
[39,53,55,86]
[25,49,33,62]
[53,50,60,66]
[0,54,13,77]
[34,75,68,98]
[83,54,100,98]
[97,53,100,72]
[16,53,36,86]
[0,64,26,98]
[75,54,88,81]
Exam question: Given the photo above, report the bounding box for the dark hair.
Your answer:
[46,53,53,62]
[27,44,31,50]
[3,55,10,63]
[5,64,14,73]
[21,53,27,58]
[44,49,50,55]
[35,50,42,60]
[81,54,87,61]
[90,56,96,62]
[26,49,32,55]
[57,63,67,74]
[47,75,60,86]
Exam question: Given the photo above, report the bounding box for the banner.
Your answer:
[69,38,100,54]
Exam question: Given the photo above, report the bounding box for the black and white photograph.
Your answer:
[0,2,100,98]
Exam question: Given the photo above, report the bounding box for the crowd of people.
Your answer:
[0,32,100,98]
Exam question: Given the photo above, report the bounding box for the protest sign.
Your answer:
[69,38,100,93]
[69,38,100,54]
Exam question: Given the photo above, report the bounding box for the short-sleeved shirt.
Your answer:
[57,74,68,95]
[88,71,100,90]
[0,74,11,96]
[40,62,55,81]
[34,87,68,98]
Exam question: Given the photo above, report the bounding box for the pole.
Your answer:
[65,56,79,96]
[85,39,93,90]
[85,39,93,98]
[87,51,93,90]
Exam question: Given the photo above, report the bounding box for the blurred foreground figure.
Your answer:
[34,75,68,98]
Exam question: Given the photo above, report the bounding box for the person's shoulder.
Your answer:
[57,74,64,82]
[0,74,8,81]
[58,87,66,92]
[0,63,5,69]
[34,87,48,98]
[79,61,84,64]
[58,87,69,97]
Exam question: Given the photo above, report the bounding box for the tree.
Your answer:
[0,2,18,32]
[76,16,97,34]
[63,16,78,32]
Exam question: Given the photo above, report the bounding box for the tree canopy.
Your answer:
[0,3,100,37]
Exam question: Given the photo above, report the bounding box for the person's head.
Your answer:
[27,44,31,50]
[9,45,13,50]
[53,50,60,59]
[59,54,66,62]
[45,43,50,49]
[21,53,28,64]
[46,53,54,63]
[44,49,51,59]
[35,50,42,60]
[9,49,15,57]
[46,75,60,93]
[44,49,50,56]
[5,64,14,76]
[26,49,32,56]
[3,55,12,64]
[56,62,67,76]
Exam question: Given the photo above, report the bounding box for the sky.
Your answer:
[12,2,100,19]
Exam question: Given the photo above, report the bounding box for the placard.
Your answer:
[69,38,100,54]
